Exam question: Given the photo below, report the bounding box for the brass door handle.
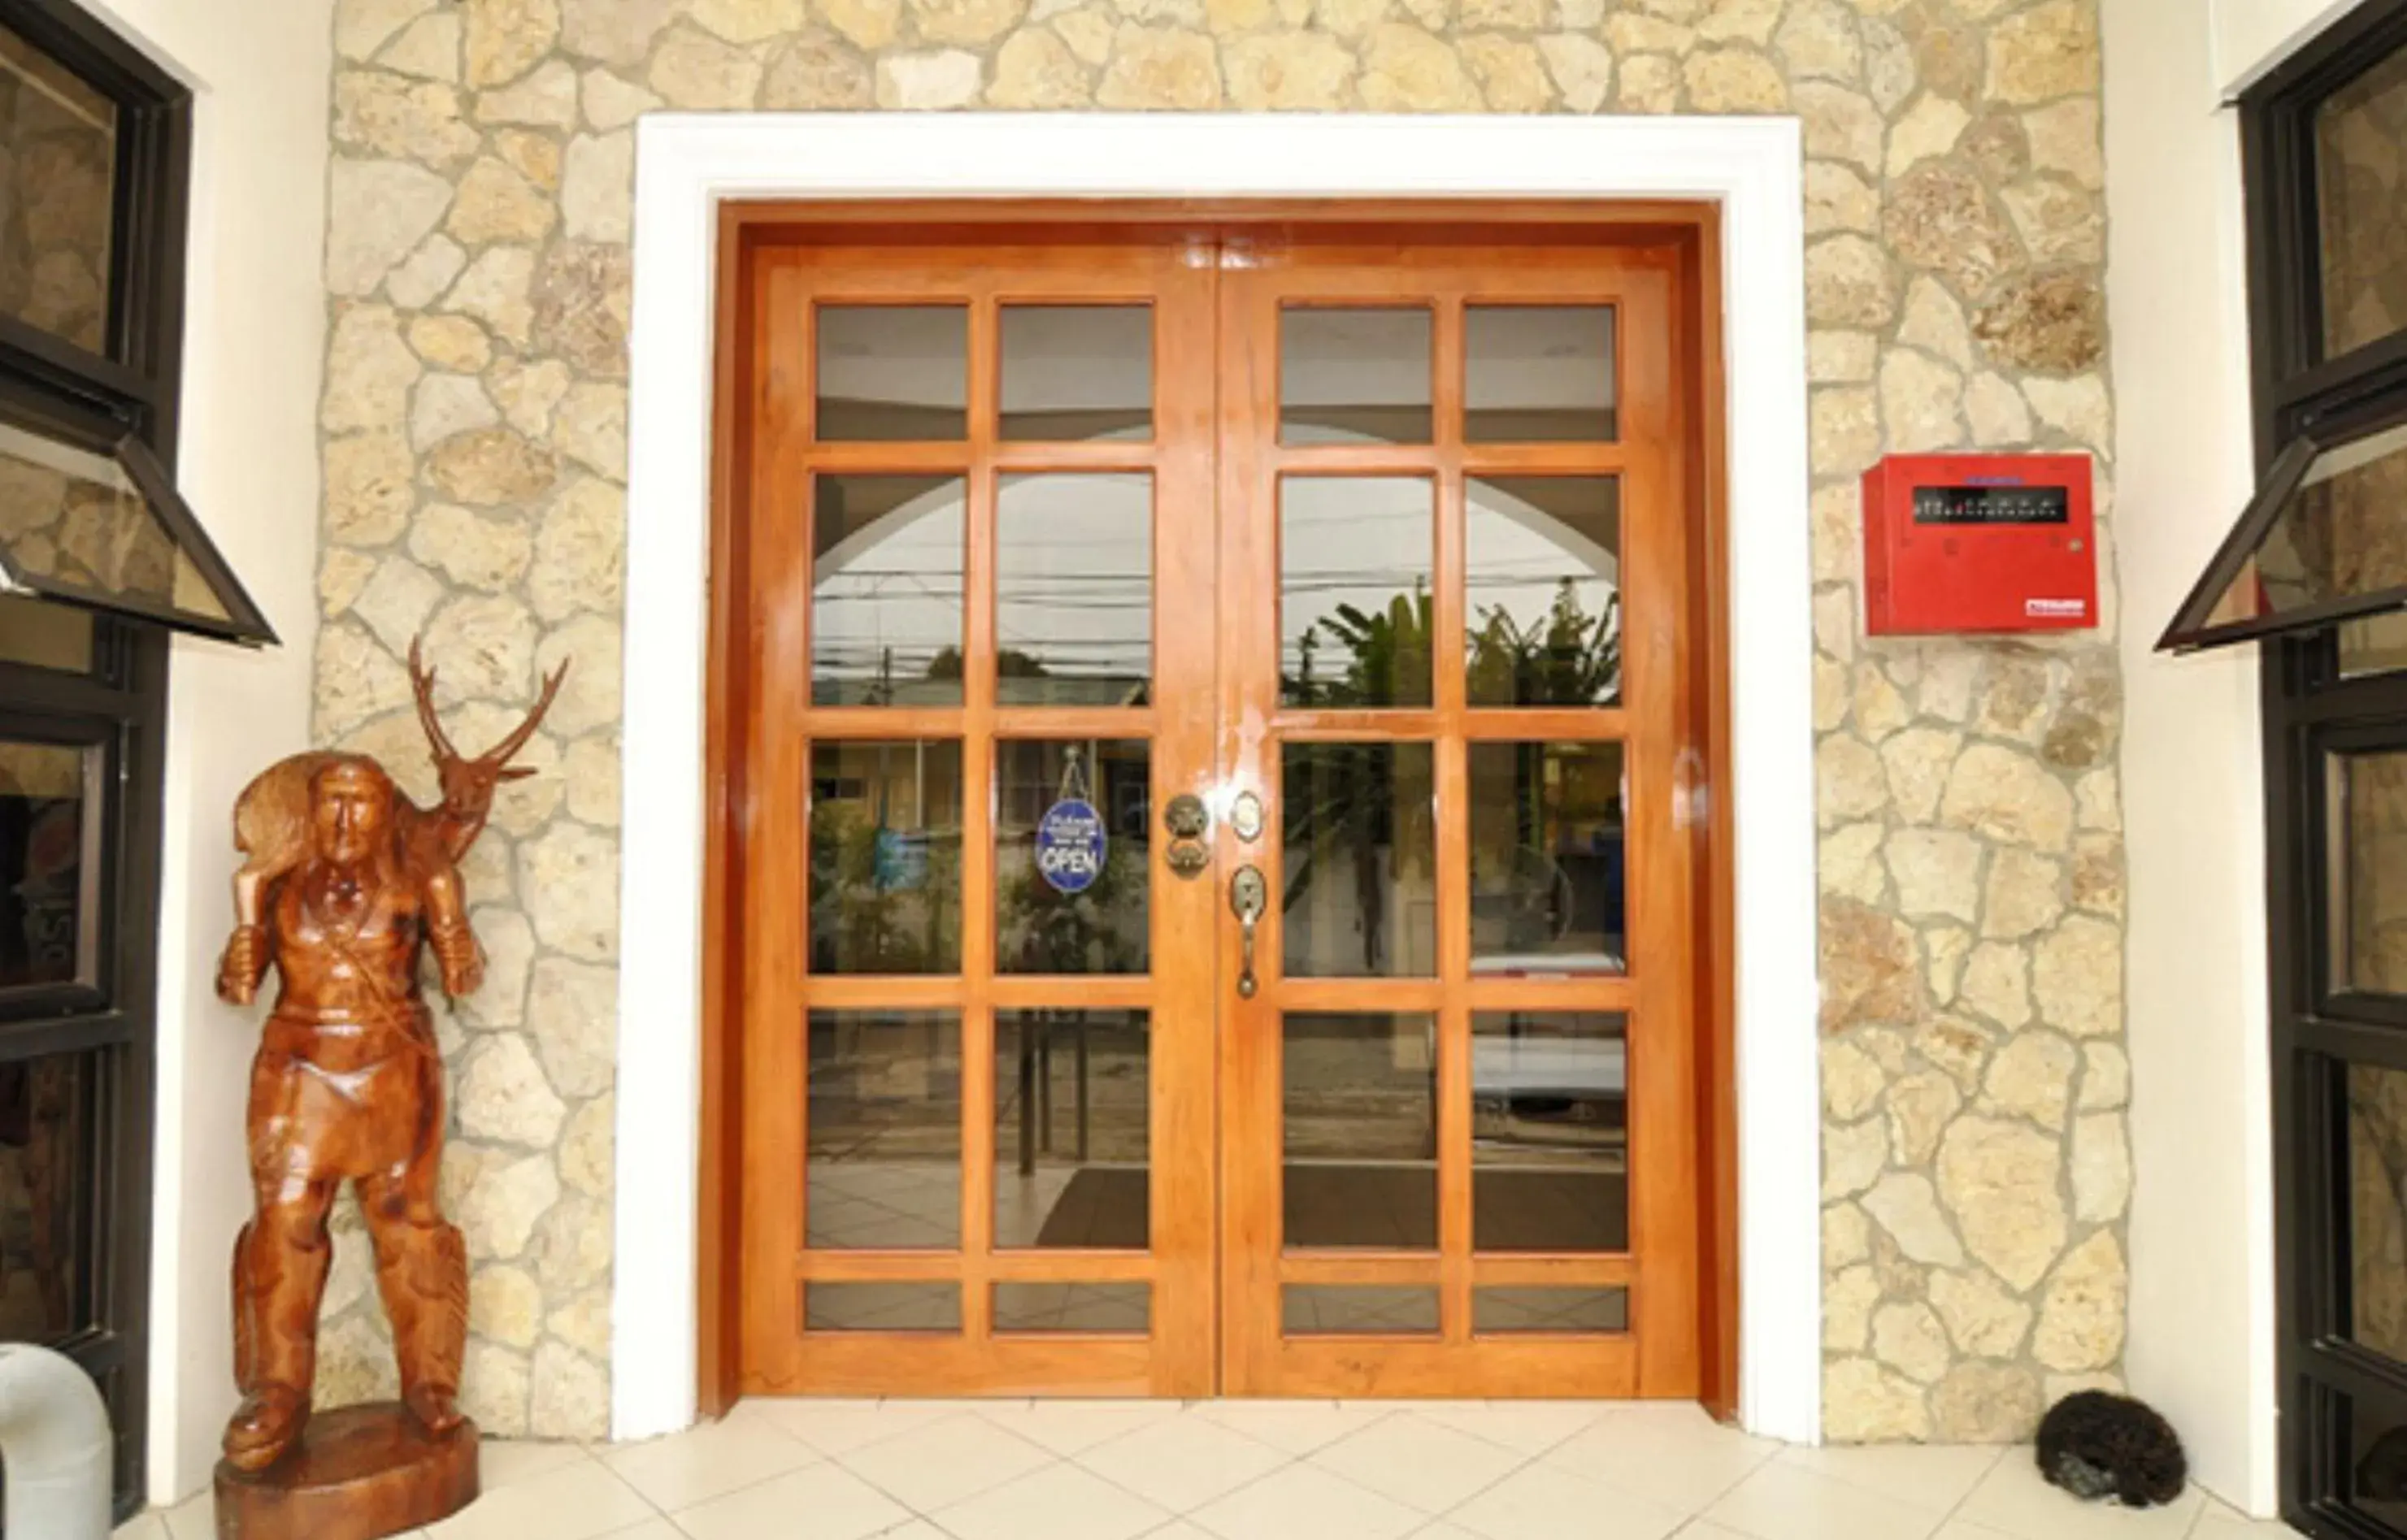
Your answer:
[1231,865,1267,999]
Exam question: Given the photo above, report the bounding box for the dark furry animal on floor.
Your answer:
[2036,1390,2188,1508]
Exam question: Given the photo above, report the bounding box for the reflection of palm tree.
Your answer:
[1289,587,1435,709]
[1282,581,1618,971]
[1469,579,1621,708]
[1284,587,1433,971]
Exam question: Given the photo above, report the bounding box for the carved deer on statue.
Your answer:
[225,634,570,948]
[400,636,570,863]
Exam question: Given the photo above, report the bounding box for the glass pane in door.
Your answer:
[1469,742,1626,975]
[812,475,967,707]
[1473,1288,1628,1333]
[806,1009,963,1249]
[1466,477,1623,708]
[1280,307,1433,445]
[1471,1012,1627,1252]
[994,1283,1150,1333]
[993,1009,1150,1250]
[1283,1012,1437,1249]
[1465,306,1617,442]
[816,305,968,440]
[810,740,965,975]
[1282,742,1436,977]
[1001,306,1154,441]
[807,1282,962,1332]
[1284,1286,1439,1334]
[997,474,1153,705]
[1281,477,1435,708]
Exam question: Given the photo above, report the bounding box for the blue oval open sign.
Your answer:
[1035,798,1107,895]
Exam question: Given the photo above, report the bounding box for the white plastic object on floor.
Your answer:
[0,1342,114,1540]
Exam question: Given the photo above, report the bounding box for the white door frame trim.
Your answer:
[612,111,1822,1445]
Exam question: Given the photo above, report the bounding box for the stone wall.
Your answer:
[310,0,2125,1441]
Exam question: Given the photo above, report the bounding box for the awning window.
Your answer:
[2160,415,2407,653]
[0,419,275,647]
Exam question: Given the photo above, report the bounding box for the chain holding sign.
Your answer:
[1035,746,1109,896]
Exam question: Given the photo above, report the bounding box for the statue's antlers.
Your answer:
[406,636,571,786]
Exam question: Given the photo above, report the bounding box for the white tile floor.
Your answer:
[111,1400,2304,1540]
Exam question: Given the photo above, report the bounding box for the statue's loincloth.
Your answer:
[247,1005,442,1184]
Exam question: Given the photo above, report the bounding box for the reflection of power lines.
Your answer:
[819,574,1615,602]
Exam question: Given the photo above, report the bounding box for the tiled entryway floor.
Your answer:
[114,1399,2299,1540]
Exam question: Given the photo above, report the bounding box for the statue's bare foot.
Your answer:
[222,1386,308,1472]
[405,1384,464,1438]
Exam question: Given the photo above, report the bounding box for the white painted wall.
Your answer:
[80,0,333,1506]
[2105,0,2283,1515]
[2213,0,2377,93]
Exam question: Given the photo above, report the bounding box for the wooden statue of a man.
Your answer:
[214,640,563,1486]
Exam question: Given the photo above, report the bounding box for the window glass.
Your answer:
[0,596,93,674]
[2331,748,2407,996]
[1280,477,1434,709]
[994,1010,1149,1249]
[805,1010,962,1250]
[1466,478,1623,708]
[1282,1012,1436,1249]
[0,23,115,355]
[1471,1013,1627,1253]
[1283,1286,1437,1334]
[1465,306,1617,442]
[808,740,964,975]
[0,425,270,644]
[2318,40,2407,358]
[993,1283,1149,1333]
[996,740,1149,974]
[2163,424,2407,651]
[997,475,1152,705]
[1280,308,1433,446]
[815,306,968,441]
[1000,306,1153,441]
[2351,1063,2407,1367]
[1282,743,1436,978]
[2336,1390,2407,1532]
[1473,1287,1627,1333]
[1470,742,1626,974]
[811,475,966,707]
[0,739,96,991]
[0,1052,89,1341]
[805,1283,960,1332]
[2340,610,2407,679]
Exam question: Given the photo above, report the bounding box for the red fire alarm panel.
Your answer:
[1862,453,2096,636]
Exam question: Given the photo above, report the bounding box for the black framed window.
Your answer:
[0,0,224,1522]
[2238,3,2407,1533]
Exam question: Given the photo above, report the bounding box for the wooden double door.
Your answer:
[725,215,1710,1400]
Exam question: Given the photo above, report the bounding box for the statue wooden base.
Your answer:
[212,1404,479,1540]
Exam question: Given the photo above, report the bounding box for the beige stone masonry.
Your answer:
[313,0,2124,1442]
